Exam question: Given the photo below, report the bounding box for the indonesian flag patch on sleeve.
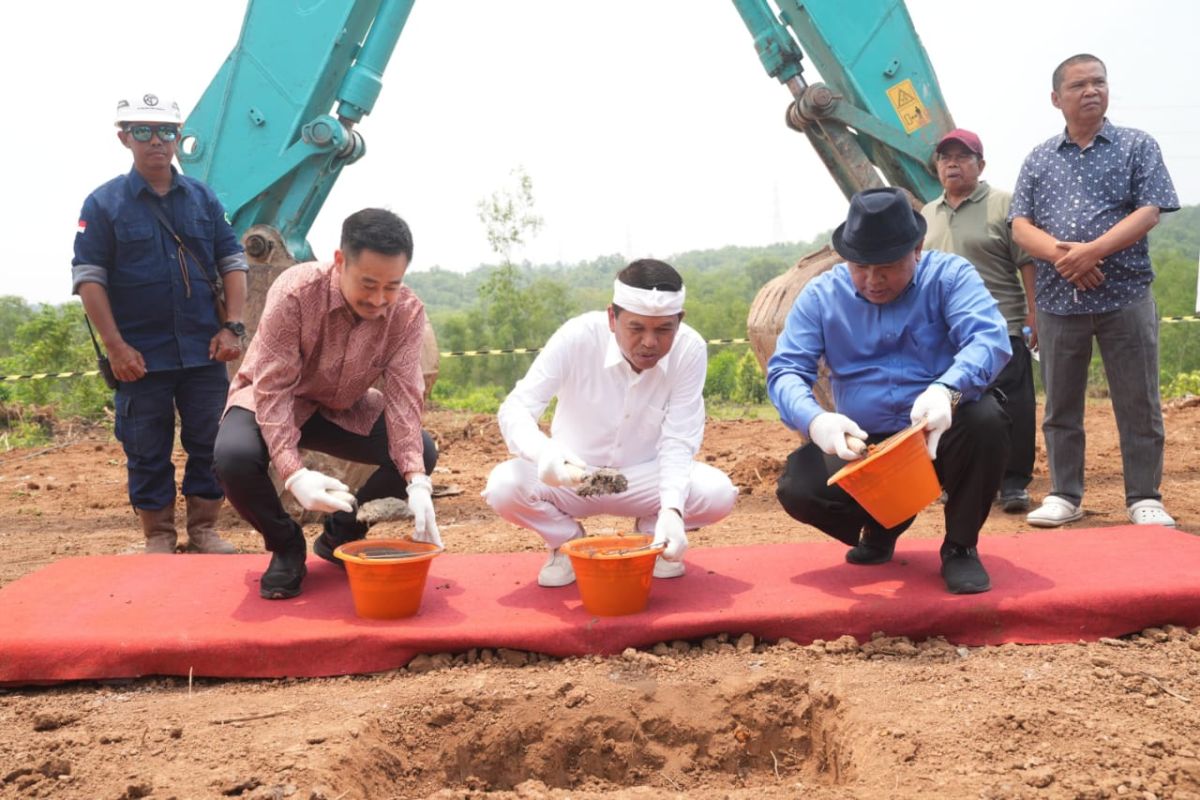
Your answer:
[76,220,87,235]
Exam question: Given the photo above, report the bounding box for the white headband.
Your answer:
[612,279,686,316]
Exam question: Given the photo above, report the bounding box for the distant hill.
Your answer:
[406,236,832,316]
[407,205,1197,318]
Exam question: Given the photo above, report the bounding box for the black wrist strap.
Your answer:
[84,313,105,358]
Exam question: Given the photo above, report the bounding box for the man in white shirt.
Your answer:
[484,259,738,587]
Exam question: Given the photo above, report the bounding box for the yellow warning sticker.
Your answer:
[886,79,931,134]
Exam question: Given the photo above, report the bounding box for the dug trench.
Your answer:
[326,672,849,796]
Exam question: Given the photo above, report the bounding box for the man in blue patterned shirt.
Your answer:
[1010,54,1179,529]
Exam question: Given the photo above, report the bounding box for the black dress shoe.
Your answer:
[999,490,1032,514]
[314,515,369,569]
[260,541,308,600]
[940,543,991,594]
[846,526,899,565]
[312,532,343,569]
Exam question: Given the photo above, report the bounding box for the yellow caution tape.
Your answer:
[436,338,752,358]
[7,320,1194,381]
[2,370,103,382]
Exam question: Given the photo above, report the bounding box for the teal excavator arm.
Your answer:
[178,0,415,262]
[731,0,953,202]
[184,0,947,259]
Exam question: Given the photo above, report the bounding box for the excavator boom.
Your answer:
[179,0,415,262]
[732,0,953,201]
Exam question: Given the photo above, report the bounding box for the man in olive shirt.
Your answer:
[922,129,1037,513]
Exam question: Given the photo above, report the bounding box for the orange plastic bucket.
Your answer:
[826,420,941,529]
[334,538,443,620]
[561,534,665,616]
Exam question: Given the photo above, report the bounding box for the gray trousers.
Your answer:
[1037,295,1163,506]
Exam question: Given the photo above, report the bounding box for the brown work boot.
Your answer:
[184,496,237,554]
[138,506,178,554]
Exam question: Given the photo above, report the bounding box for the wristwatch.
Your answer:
[222,320,247,338]
[935,382,963,410]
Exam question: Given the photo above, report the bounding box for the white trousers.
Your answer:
[482,458,738,549]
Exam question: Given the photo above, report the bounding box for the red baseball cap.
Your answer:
[936,128,983,158]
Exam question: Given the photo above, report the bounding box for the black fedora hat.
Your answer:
[831,187,927,265]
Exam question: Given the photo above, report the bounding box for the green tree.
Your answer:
[732,349,768,404]
[0,302,110,419]
[704,348,739,401]
[477,166,543,265]
[0,296,33,360]
[434,167,577,398]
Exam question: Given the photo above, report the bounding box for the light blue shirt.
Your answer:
[767,250,1011,436]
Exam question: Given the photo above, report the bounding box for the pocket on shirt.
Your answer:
[112,222,158,282]
[1094,163,1133,207]
[903,321,948,381]
[182,217,217,267]
[634,403,668,444]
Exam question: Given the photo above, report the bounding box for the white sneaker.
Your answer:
[1127,499,1176,528]
[652,556,686,579]
[537,549,576,587]
[1026,496,1083,528]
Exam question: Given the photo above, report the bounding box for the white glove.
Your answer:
[405,473,443,548]
[910,383,954,459]
[652,508,688,562]
[808,413,869,461]
[284,468,354,513]
[536,440,587,488]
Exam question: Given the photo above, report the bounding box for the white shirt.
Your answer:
[497,310,708,513]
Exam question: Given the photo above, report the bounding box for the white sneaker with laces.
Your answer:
[1026,496,1083,528]
[1127,499,1176,528]
[537,549,576,587]
[652,556,686,579]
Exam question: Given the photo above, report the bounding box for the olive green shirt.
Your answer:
[922,181,1032,336]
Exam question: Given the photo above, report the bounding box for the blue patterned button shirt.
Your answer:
[1008,119,1178,315]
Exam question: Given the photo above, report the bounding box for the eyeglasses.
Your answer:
[124,124,180,143]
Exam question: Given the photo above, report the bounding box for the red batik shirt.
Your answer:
[226,261,427,482]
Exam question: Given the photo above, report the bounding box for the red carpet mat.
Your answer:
[1,525,1198,684]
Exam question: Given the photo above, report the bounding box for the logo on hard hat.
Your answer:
[144,94,159,107]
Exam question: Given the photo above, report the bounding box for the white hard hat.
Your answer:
[114,93,182,127]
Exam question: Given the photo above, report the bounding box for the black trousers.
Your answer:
[992,335,1035,495]
[213,407,438,552]
[776,392,1009,550]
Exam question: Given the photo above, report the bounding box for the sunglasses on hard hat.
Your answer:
[124,124,180,143]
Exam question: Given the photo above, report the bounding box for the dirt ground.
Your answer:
[1,400,1199,800]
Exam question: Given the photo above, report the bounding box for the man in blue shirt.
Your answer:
[72,93,249,554]
[769,187,1011,594]
[1010,54,1179,529]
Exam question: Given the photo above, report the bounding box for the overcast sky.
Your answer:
[2,0,1197,305]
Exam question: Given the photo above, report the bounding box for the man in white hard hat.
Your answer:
[483,259,738,588]
[72,94,248,554]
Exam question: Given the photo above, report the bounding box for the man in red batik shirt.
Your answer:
[214,208,440,599]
